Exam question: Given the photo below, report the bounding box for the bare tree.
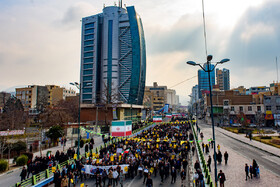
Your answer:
[0,136,7,159]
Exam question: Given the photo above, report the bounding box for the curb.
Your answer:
[219,130,280,158]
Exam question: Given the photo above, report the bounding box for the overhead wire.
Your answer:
[202,0,208,59]
[170,75,197,88]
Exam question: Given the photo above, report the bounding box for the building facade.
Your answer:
[216,68,230,91]
[198,64,215,98]
[80,5,146,105]
[204,90,264,125]
[0,92,11,112]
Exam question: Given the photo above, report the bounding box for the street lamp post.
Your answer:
[186,55,230,186]
[70,82,92,159]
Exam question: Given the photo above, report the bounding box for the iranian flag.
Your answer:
[166,113,172,118]
[111,121,132,137]
[153,116,162,122]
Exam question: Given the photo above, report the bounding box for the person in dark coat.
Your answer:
[146,175,153,187]
[85,143,89,153]
[218,170,226,187]
[20,167,27,181]
[224,151,229,165]
[207,155,212,172]
[53,169,61,187]
[171,166,176,184]
[245,163,250,180]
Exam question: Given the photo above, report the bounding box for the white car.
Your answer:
[231,123,241,127]
[249,124,257,128]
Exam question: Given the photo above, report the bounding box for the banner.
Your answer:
[0,130,25,136]
[84,164,129,175]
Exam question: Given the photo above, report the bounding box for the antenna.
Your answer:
[276,56,279,83]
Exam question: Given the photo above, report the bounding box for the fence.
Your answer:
[191,122,213,187]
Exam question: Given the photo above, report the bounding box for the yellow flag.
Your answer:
[156,144,159,148]
[110,155,114,161]
[71,179,74,183]
[119,155,122,161]
[73,154,77,160]
[135,153,138,158]
[96,159,99,164]
[92,153,96,157]
[80,184,84,187]
[52,167,56,173]
[172,155,175,159]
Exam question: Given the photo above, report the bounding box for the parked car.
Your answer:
[231,123,241,127]
[249,123,257,128]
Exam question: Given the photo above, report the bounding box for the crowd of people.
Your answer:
[50,121,194,187]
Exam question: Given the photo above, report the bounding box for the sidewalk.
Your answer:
[216,127,280,157]
[197,122,280,187]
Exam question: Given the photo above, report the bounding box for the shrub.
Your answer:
[260,136,272,139]
[21,152,33,160]
[16,155,28,166]
[0,159,8,172]
[238,128,249,134]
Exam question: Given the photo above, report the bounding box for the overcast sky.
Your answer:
[0,0,279,105]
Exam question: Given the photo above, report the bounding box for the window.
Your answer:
[84,46,93,52]
[84,34,94,40]
[85,22,94,29]
[276,98,280,103]
[277,106,280,110]
[83,64,93,69]
[264,97,271,103]
[266,106,272,110]
[223,100,229,106]
[84,58,93,63]
[83,70,93,75]
[82,94,92,100]
[84,52,93,57]
[84,40,94,46]
[248,106,252,111]
[239,106,243,112]
[85,28,94,34]
[83,88,92,93]
[83,76,93,81]
[231,106,234,111]
[257,106,261,111]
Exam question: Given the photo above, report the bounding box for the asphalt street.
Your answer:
[198,122,280,177]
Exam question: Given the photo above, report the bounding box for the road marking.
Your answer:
[126,177,137,187]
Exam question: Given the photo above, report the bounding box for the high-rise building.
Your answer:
[198,64,215,98]
[216,68,230,91]
[80,5,146,105]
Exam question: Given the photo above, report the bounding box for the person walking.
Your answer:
[245,163,250,181]
[113,169,119,187]
[146,175,153,187]
[224,151,229,165]
[143,166,149,184]
[20,167,27,181]
[217,144,221,151]
[61,175,68,187]
[180,169,186,187]
[171,166,176,184]
[218,170,226,187]
[119,170,124,187]
[207,156,212,172]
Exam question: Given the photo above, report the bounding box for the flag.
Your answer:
[111,121,132,137]
[47,151,51,159]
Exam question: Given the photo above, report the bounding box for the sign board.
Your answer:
[26,127,40,134]
[116,148,123,154]
[0,130,25,136]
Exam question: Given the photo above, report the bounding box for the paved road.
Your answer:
[199,122,280,176]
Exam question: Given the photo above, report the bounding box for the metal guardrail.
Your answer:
[14,159,74,187]
[191,122,213,187]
